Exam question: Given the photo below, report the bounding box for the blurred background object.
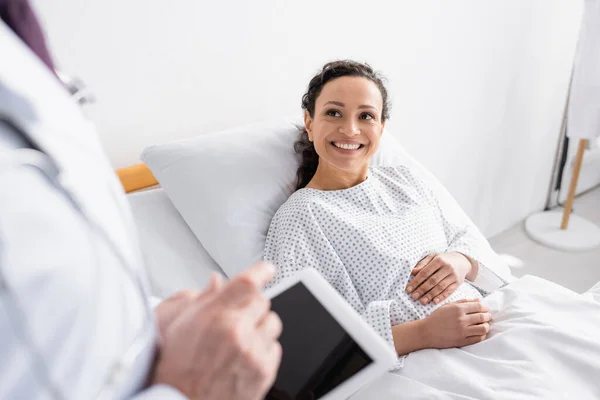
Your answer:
[525,0,600,252]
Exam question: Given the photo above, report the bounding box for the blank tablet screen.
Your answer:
[266,282,373,400]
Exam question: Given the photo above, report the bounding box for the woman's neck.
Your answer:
[306,162,369,191]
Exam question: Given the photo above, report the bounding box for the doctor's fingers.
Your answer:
[155,290,205,335]
[233,261,277,293]
[218,262,276,308]
[214,318,281,393]
[205,286,271,327]
[256,341,283,391]
[233,312,282,384]
[239,337,283,395]
[205,273,225,294]
[163,275,224,310]
[238,294,272,326]
[256,311,283,342]
[191,274,226,306]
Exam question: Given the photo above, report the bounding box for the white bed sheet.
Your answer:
[352,275,600,400]
[127,188,224,298]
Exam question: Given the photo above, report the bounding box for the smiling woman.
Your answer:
[294,60,390,191]
[264,60,508,369]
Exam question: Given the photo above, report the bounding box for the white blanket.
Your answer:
[353,276,600,399]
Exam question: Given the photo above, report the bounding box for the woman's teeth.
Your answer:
[333,142,361,150]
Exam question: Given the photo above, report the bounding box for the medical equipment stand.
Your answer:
[525,133,600,251]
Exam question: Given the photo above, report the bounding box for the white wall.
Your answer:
[32,0,583,238]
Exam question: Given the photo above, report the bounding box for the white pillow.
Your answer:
[142,119,299,276]
[141,117,512,284]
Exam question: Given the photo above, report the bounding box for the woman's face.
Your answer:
[305,76,385,175]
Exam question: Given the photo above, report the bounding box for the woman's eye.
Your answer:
[326,109,342,117]
[360,113,374,120]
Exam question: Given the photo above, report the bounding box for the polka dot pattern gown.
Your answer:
[264,165,506,369]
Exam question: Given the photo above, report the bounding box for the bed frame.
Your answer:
[116,163,158,193]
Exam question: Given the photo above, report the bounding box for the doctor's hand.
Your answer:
[154,274,225,343]
[406,252,477,305]
[152,262,283,400]
[421,299,492,349]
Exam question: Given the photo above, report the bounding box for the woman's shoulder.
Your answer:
[266,189,325,246]
[369,164,434,199]
[271,189,321,222]
[370,164,420,183]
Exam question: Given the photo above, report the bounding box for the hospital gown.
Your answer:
[264,165,506,368]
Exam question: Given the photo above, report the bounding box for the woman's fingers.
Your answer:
[462,301,490,314]
[452,298,481,304]
[407,256,438,294]
[466,312,492,326]
[421,275,455,305]
[432,283,459,304]
[467,322,491,336]
[411,254,436,275]
[415,268,452,304]
[407,261,446,297]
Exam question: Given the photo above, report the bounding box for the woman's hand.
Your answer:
[421,299,492,349]
[406,252,476,305]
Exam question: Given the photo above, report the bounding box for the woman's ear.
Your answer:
[380,120,386,136]
[304,111,314,142]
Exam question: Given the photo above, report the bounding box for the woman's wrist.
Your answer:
[391,318,430,356]
[464,255,479,281]
[451,252,478,281]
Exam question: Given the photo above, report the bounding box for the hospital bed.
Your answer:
[120,117,515,297]
[120,118,600,399]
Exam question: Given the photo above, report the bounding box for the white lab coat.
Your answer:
[0,23,185,399]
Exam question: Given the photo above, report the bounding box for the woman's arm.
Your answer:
[391,299,492,356]
[398,165,509,294]
[462,253,479,281]
[391,319,428,355]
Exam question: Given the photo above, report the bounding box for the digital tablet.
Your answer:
[264,268,397,400]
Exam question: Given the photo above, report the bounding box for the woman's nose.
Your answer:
[339,120,360,136]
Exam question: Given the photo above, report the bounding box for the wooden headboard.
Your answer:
[116,163,158,193]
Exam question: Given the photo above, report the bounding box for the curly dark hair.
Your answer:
[294,60,390,190]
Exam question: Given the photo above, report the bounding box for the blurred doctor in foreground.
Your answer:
[0,2,282,399]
